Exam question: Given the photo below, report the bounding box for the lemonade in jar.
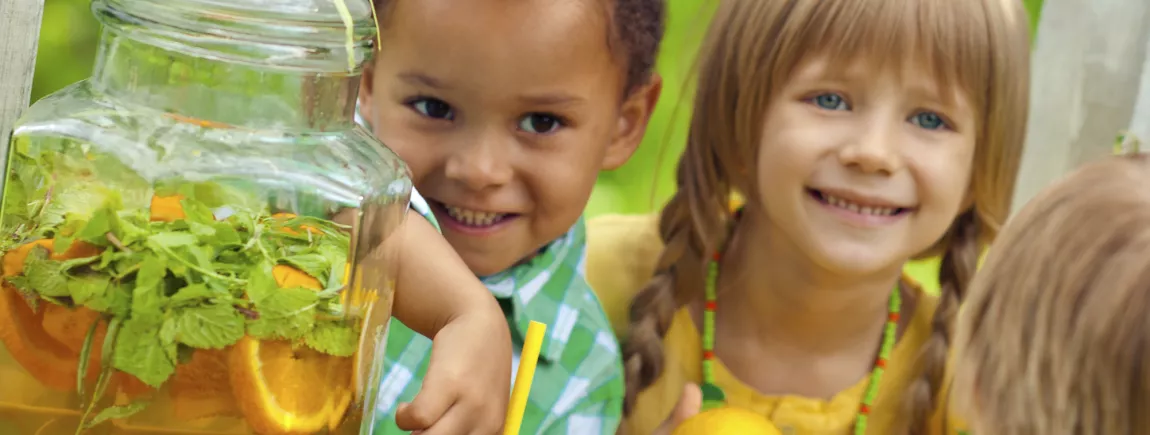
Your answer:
[0,0,406,433]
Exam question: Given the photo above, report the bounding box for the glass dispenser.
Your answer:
[0,0,406,433]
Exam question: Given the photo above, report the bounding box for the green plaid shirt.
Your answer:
[372,207,624,434]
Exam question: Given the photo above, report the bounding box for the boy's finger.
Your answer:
[412,406,473,435]
[394,389,454,432]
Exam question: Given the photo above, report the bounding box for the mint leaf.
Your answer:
[304,321,359,357]
[69,275,110,307]
[38,185,113,235]
[112,317,177,388]
[245,262,278,303]
[281,253,330,282]
[172,303,245,349]
[247,286,319,340]
[170,283,227,304]
[8,246,70,298]
[148,232,198,248]
[131,254,168,322]
[86,400,149,428]
[75,207,118,246]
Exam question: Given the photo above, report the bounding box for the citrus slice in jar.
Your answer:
[169,348,240,421]
[229,265,354,434]
[229,338,354,434]
[0,239,104,391]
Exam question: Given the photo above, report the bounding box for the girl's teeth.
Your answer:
[822,193,898,216]
[444,205,508,227]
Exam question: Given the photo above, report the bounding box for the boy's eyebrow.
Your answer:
[517,93,585,106]
[398,72,448,89]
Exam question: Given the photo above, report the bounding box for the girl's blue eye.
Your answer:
[518,113,563,134]
[812,93,849,110]
[410,98,454,121]
[910,111,947,130]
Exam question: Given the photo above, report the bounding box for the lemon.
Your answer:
[673,407,782,435]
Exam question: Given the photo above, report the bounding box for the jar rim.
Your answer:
[93,0,377,73]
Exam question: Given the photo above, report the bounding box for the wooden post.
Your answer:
[0,0,46,196]
[1012,0,1150,215]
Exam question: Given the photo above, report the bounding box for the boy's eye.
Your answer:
[910,111,948,130]
[810,93,849,111]
[410,98,454,121]
[518,113,563,134]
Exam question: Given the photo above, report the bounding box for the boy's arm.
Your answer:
[374,193,512,433]
[386,213,501,337]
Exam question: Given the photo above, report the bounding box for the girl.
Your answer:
[586,0,1031,433]
[953,153,1150,435]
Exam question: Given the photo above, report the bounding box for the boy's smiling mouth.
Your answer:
[429,199,520,231]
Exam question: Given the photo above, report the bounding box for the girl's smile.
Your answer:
[805,187,916,227]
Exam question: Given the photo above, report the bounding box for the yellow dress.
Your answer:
[586,214,968,435]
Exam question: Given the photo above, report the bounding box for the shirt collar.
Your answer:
[480,218,587,362]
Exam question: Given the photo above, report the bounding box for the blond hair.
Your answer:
[953,154,1150,435]
[620,0,1031,432]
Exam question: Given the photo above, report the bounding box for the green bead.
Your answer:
[700,382,726,405]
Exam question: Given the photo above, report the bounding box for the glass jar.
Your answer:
[0,0,407,433]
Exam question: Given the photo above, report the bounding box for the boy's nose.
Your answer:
[444,135,514,191]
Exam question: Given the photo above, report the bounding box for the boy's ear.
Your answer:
[602,73,663,171]
[358,62,377,123]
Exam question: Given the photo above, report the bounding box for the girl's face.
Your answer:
[755,56,977,276]
[360,0,656,276]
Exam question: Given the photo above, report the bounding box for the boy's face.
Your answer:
[360,0,659,276]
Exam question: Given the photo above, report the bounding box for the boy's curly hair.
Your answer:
[372,0,665,94]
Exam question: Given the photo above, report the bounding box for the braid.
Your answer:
[621,192,696,414]
[622,86,734,414]
[904,210,980,434]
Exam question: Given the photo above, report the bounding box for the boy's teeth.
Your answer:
[822,193,898,216]
[444,205,507,227]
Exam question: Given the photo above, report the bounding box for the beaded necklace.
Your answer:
[698,211,902,435]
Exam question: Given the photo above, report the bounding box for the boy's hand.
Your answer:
[395,310,512,435]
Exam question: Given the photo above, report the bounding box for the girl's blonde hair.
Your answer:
[620,0,1031,432]
[953,154,1150,435]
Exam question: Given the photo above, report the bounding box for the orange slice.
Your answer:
[228,338,354,434]
[0,239,105,391]
[270,213,321,236]
[150,195,187,222]
[169,348,241,421]
[272,265,322,290]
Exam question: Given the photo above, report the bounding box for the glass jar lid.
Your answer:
[94,0,377,73]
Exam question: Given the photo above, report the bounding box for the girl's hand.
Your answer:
[651,383,703,435]
[395,311,512,435]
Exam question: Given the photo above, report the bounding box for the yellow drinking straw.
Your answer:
[504,321,547,435]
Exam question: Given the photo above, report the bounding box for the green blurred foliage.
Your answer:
[32,0,100,103]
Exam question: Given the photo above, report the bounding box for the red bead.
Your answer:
[703,351,714,360]
[705,301,717,311]
[876,358,887,368]
[859,404,871,414]
[712,252,721,261]
[889,313,900,322]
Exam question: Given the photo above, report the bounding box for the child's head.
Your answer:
[359,0,664,276]
[621,0,1031,424]
[953,154,1150,435]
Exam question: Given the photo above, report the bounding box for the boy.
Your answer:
[357,0,666,432]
